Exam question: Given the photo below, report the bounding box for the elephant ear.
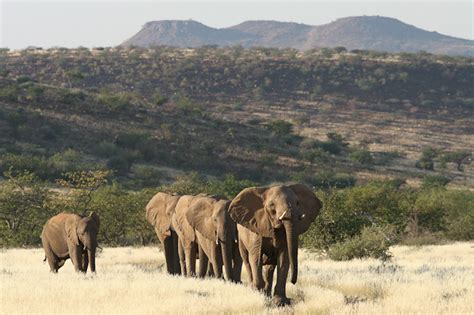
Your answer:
[65,215,80,246]
[146,193,173,236]
[165,195,180,218]
[289,184,322,235]
[185,197,215,241]
[89,211,100,229]
[228,187,273,238]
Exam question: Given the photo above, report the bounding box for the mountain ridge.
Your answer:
[121,16,474,56]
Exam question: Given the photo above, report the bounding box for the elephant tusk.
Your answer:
[278,210,288,221]
[216,239,219,245]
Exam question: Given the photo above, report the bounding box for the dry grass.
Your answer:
[1,243,473,314]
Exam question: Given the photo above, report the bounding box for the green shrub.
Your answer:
[107,154,134,175]
[0,85,19,102]
[0,170,53,247]
[265,120,294,136]
[97,91,135,110]
[421,175,450,189]
[152,89,168,106]
[350,149,373,165]
[129,165,162,188]
[94,141,119,158]
[327,226,393,261]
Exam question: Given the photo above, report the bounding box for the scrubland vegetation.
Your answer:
[1,243,473,314]
[0,46,473,256]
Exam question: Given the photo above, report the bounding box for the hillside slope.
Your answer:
[0,47,473,189]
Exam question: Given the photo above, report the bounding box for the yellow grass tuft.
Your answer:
[1,243,473,314]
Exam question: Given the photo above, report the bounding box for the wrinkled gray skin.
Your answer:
[229,184,321,306]
[146,192,181,275]
[41,212,100,273]
[185,196,242,282]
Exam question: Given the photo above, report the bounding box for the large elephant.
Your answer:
[185,195,242,282]
[228,184,321,306]
[146,192,181,275]
[41,212,100,273]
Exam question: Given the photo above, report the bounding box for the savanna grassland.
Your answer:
[1,243,473,314]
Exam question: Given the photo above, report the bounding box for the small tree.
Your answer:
[0,170,52,246]
[439,151,470,171]
[56,170,110,215]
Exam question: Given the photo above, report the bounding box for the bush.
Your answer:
[327,226,393,261]
[97,91,135,111]
[0,85,19,102]
[107,154,134,175]
[128,165,162,188]
[420,175,450,189]
[265,120,294,136]
[151,89,168,106]
[0,170,53,247]
[350,149,373,165]
[94,141,119,158]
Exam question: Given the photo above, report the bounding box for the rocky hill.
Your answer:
[121,16,474,56]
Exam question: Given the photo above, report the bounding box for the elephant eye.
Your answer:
[296,201,300,206]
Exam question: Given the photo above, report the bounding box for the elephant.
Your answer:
[41,212,100,273]
[146,192,181,275]
[185,195,242,282]
[172,195,203,277]
[228,184,321,306]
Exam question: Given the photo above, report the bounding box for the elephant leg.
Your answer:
[211,246,223,279]
[162,235,174,274]
[263,265,276,297]
[232,242,243,283]
[207,261,215,277]
[57,259,66,269]
[272,247,290,306]
[198,244,208,278]
[82,250,89,273]
[184,242,197,277]
[239,239,252,284]
[46,254,60,273]
[68,243,83,273]
[178,239,186,276]
[248,250,264,291]
[171,231,181,275]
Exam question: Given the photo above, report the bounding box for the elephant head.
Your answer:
[146,192,181,237]
[185,196,236,281]
[229,184,321,284]
[65,212,100,272]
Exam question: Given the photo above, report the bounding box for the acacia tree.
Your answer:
[0,170,52,246]
[55,170,110,215]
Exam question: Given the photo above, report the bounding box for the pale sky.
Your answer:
[1,0,473,49]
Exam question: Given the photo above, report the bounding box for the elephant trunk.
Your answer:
[221,239,233,282]
[283,220,298,284]
[88,247,96,273]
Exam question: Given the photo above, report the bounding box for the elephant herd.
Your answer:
[41,184,322,307]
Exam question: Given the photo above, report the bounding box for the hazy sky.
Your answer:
[1,1,473,49]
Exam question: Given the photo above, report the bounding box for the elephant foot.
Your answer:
[272,295,292,307]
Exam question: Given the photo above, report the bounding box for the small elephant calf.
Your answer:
[41,212,100,273]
